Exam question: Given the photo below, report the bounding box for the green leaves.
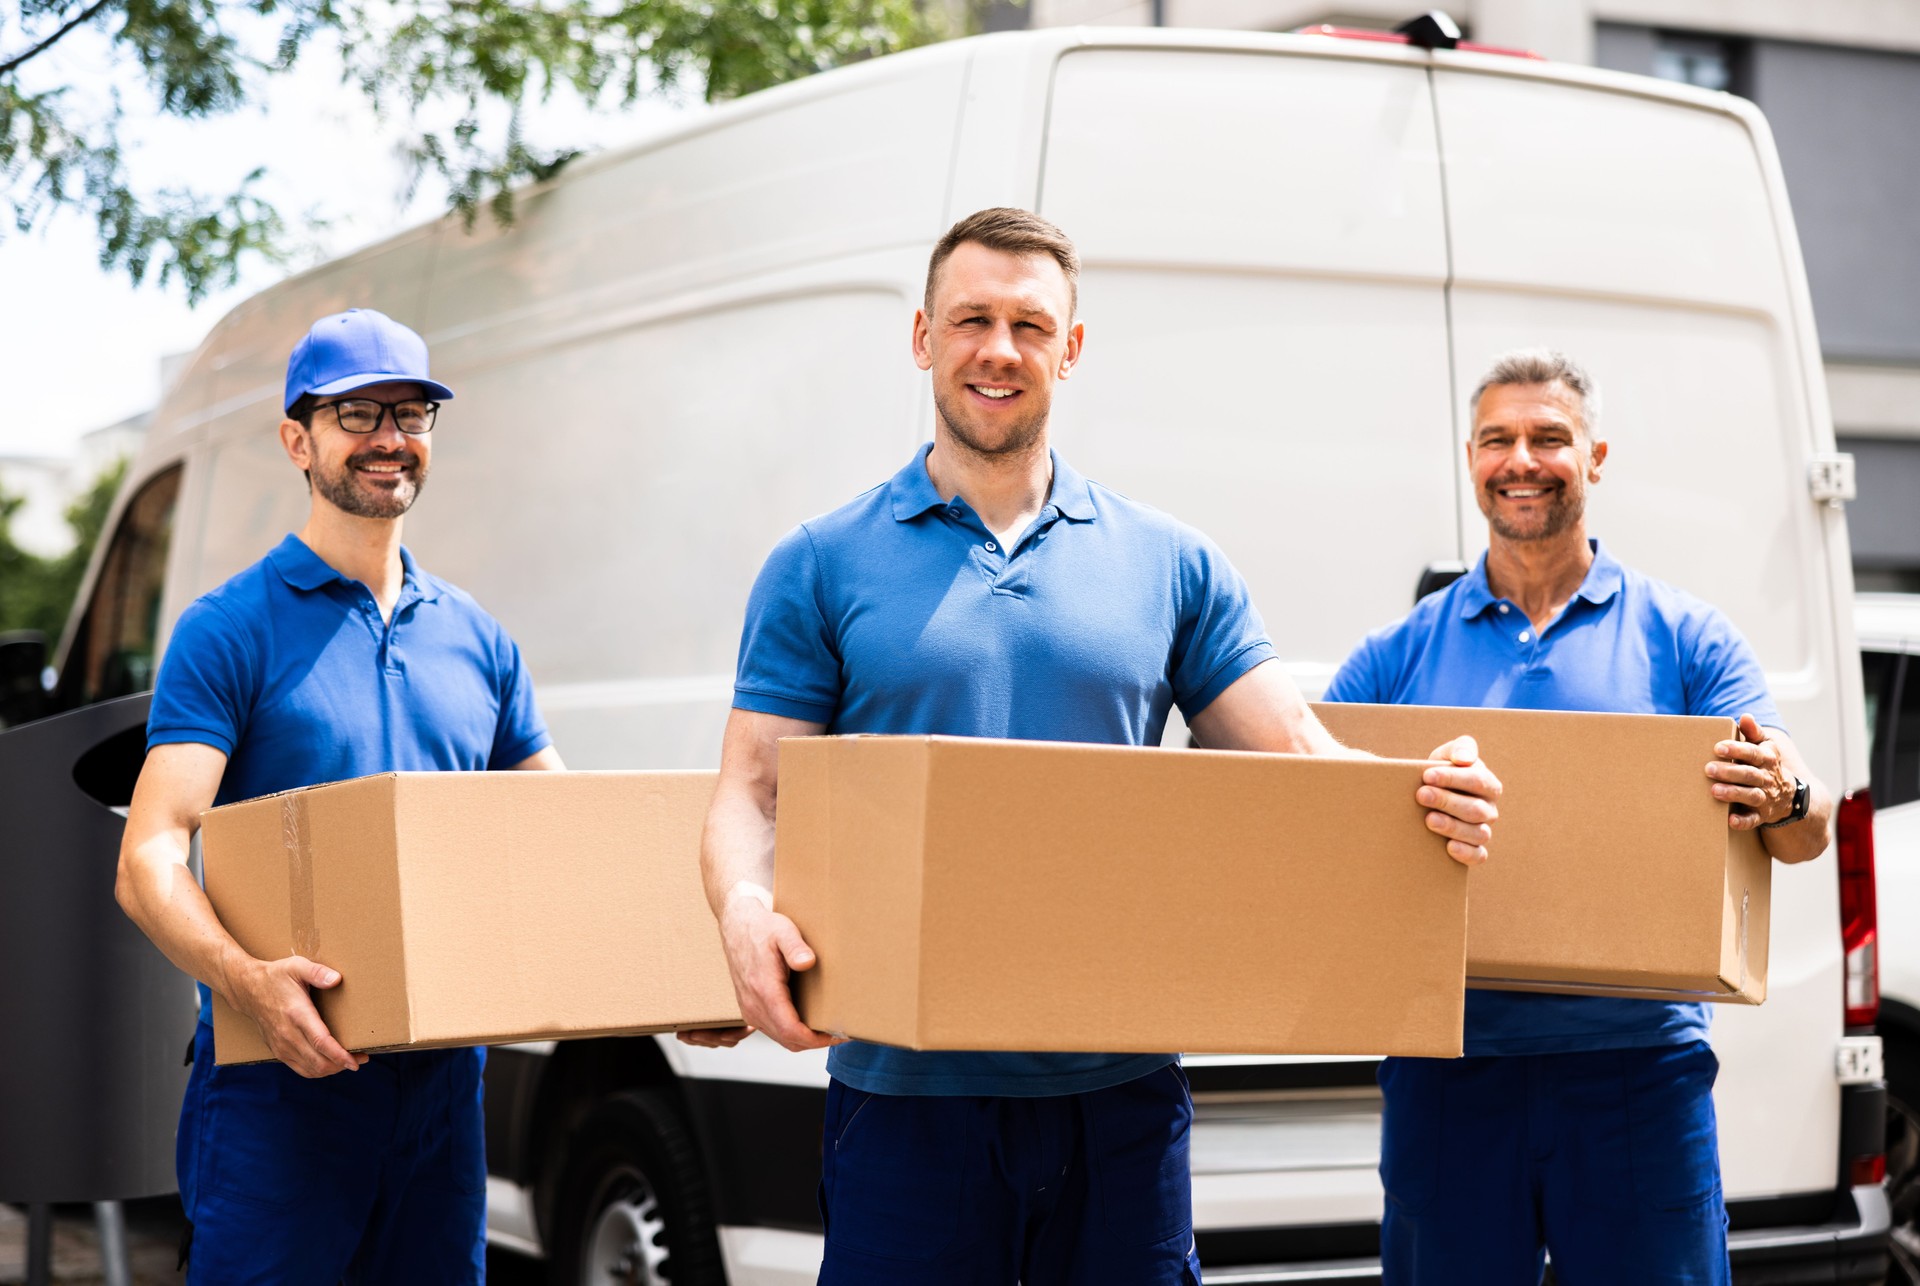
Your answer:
[0,457,128,645]
[1,0,944,299]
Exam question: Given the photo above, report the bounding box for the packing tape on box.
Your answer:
[281,792,318,958]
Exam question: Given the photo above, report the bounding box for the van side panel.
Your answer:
[1434,67,1843,1201]
[415,286,921,769]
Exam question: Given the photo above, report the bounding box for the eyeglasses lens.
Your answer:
[332,400,438,434]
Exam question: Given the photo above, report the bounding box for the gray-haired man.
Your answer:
[1325,349,1832,1284]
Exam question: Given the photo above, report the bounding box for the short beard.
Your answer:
[312,446,426,519]
[931,385,1049,460]
[1483,478,1581,543]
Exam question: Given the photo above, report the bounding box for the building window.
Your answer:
[1652,32,1745,94]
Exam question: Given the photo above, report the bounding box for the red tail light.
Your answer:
[1294,24,1545,60]
[1838,790,1879,1028]
[1851,1153,1887,1186]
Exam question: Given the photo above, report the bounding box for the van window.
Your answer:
[1863,650,1899,801]
[52,465,183,711]
[1886,654,1920,809]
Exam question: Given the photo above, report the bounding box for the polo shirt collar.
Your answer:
[266,533,441,603]
[1458,537,1621,619]
[888,443,1098,523]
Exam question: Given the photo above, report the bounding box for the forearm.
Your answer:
[701,781,779,918]
[1752,730,1834,865]
[1762,779,1834,865]
[1190,660,1361,756]
[116,833,256,1003]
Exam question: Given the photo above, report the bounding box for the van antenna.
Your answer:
[1395,11,1462,49]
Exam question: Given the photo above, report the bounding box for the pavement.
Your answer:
[0,1200,183,1286]
[0,1201,544,1284]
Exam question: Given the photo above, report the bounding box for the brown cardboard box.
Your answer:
[203,771,740,1064]
[774,735,1469,1057]
[1312,703,1770,1003]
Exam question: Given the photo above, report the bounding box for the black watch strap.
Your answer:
[1762,777,1810,829]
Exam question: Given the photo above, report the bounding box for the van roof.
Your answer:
[176,26,1771,376]
[1856,593,1920,651]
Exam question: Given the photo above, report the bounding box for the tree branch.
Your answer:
[0,0,119,79]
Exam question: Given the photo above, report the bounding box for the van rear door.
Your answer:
[1429,62,1844,1204]
[1038,45,1460,696]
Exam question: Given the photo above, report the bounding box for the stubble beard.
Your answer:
[931,383,1050,461]
[313,447,428,520]
[1483,476,1582,544]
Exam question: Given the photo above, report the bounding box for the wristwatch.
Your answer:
[1762,776,1810,829]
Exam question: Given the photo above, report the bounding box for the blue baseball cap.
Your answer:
[284,308,454,413]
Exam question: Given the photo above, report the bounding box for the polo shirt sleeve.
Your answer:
[1679,603,1783,729]
[732,525,842,724]
[488,626,552,769]
[1169,525,1277,719]
[147,597,257,756]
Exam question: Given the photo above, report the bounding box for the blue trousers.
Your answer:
[177,1021,487,1285]
[1378,1041,1730,1286]
[818,1063,1204,1285]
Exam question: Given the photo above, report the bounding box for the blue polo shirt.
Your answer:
[149,533,551,1023]
[736,444,1276,1096]
[1324,539,1778,1056]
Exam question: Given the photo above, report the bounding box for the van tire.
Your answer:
[1886,1031,1920,1285]
[547,1088,726,1286]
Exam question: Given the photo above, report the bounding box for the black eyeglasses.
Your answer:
[317,397,440,435]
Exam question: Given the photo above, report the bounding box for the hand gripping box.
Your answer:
[1312,704,1771,1004]
[202,771,741,1065]
[774,735,1471,1057]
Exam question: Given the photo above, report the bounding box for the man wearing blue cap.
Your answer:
[116,308,562,1282]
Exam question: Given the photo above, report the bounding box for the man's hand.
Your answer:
[706,884,838,1053]
[1709,713,1796,830]
[1421,736,1502,866]
[228,955,367,1077]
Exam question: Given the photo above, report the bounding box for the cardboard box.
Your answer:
[774,736,1469,1057]
[203,772,740,1064]
[1312,704,1770,1003]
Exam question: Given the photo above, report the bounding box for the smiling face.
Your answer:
[913,241,1083,459]
[284,380,432,520]
[1468,380,1607,544]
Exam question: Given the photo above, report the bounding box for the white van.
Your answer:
[28,25,1890,1284]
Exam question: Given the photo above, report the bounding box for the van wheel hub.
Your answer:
[584,1166,671,1286]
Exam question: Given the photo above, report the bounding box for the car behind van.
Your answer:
[1860,591,1920,1282]
[6,24,1890,1285]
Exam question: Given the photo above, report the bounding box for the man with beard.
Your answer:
[686,207,1504,1284]
[116,308,561,1282]
[1324,348,1832,1284]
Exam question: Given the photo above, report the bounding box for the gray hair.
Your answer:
[1469,348,1601,438]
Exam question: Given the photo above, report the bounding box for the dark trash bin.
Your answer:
[0,692,193,1201]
